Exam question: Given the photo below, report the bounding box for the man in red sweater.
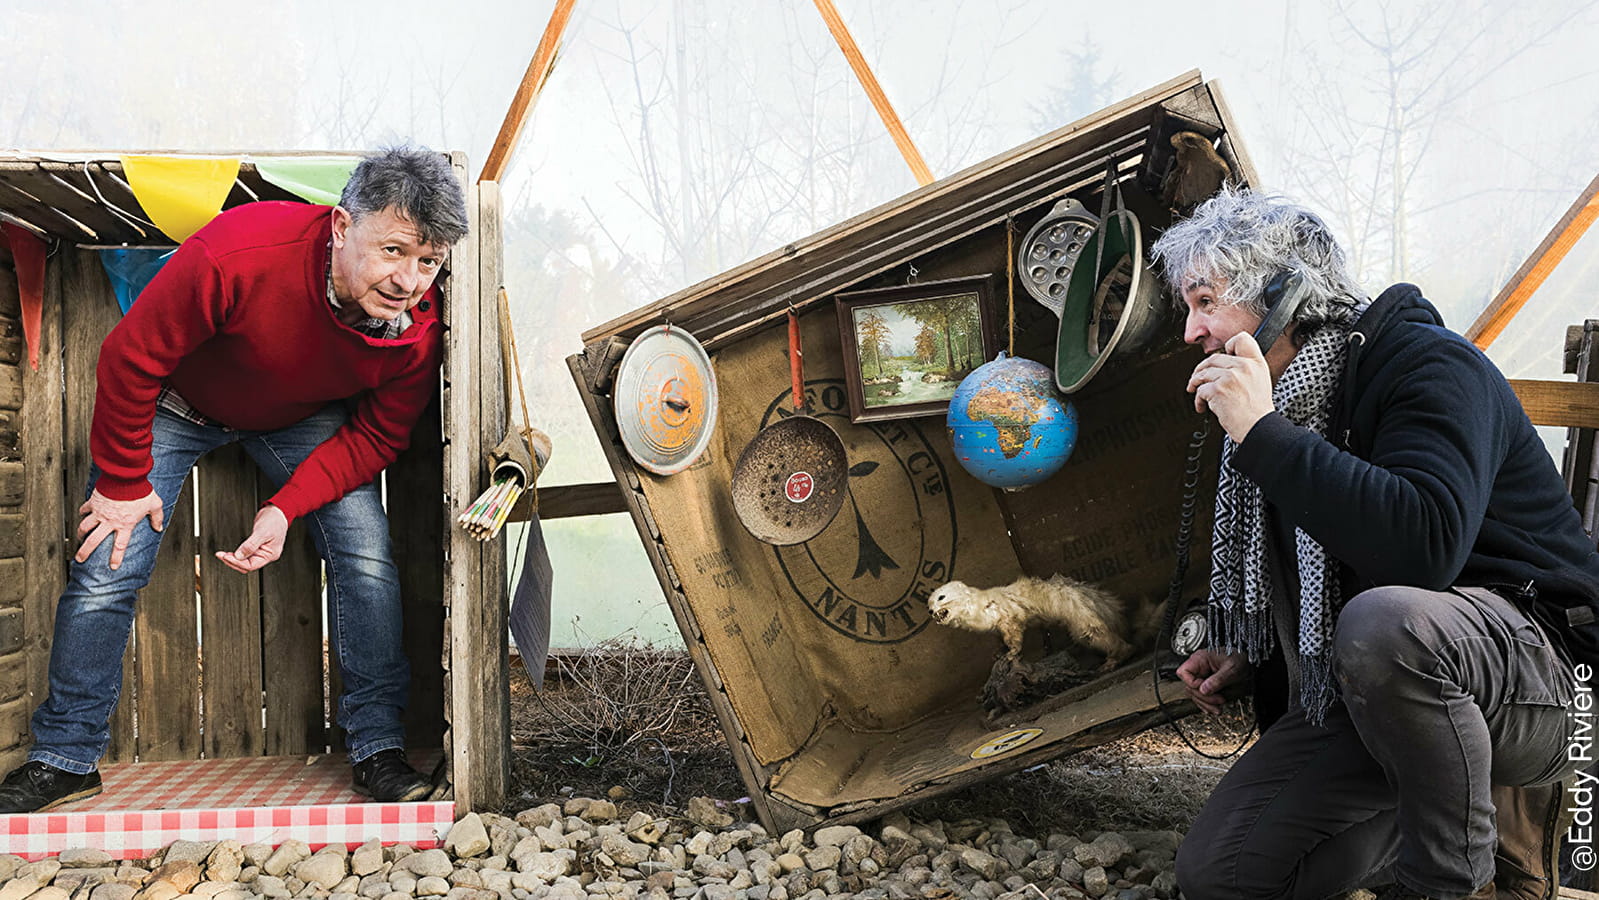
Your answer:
[0,148,468,811]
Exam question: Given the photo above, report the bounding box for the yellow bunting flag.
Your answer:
[121,155,242,243]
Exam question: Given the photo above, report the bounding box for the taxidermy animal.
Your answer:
[927,575,1133,671]
[1162,131,1231,216]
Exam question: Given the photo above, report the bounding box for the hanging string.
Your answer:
[1005,214,1016,357]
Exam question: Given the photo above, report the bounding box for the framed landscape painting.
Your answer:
[834,275,998,424]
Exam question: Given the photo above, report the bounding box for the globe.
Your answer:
[947,352,1079,490]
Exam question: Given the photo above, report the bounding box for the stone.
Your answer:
[448,868,484,888]
[30,889,71,900]
[59,849,116,869]
[511,835,544,860]
[811,826,861,849]
[90,886,137,900]
[379,893,411,900]
[205,841,244,884]
[242,844,274,868]
[350,841,385,878]
[518,853,571,880]
[701,886,736,900]
[598,835,650,868]
[690,856,737,880]
[683,797,732,829]
[841,835,882,868]
[264,841,312,877]
[417,876,451,896]
[448,814,494,859]
[148,860,204,893]
[130,884,180,900]
[163,841,216,866]
[515,805,564,831]
[295,853,350,890]
[959,849,1003,882]
[403,849,455,879]
[1059,858,1085,884]
[56,868,117,891]
[388,872,418,894]
[585,800,618,822]
[215,892,254,900]
[802,846,841,872]
[1082,867,1109,899]
[1074,835,1133,870]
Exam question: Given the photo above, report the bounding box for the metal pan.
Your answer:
[730,310,848,545]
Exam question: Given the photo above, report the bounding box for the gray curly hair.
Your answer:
[1149,186,1366,338]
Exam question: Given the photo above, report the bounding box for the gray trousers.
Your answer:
[1176,586,1579,900]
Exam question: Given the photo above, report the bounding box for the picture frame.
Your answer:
[834,274,999,424]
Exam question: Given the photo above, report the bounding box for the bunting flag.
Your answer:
[121,155,241,243]
[1,223,47,371]
[254,157,359,206]
[98,248,176,314]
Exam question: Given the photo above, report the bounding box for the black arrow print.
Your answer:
[847,460,900,579]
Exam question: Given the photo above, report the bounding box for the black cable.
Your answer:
[1150,417,1255,760]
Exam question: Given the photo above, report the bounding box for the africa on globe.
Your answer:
[947,352,1078,490]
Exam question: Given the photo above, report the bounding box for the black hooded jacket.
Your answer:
[1231,283,1599,677]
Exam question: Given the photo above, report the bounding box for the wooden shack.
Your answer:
[569,71,1254,831]
[0,151,507,850]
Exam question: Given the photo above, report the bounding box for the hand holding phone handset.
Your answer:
[1187,269,1307,442]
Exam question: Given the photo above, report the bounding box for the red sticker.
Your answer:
[784,471,815,503]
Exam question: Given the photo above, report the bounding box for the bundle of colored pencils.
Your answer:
[458,470,525,541]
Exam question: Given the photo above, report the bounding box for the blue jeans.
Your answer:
[29,405,410,773]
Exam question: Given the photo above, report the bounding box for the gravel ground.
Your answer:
[0,798,1185,900]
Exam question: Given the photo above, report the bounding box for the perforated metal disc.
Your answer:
[1017,197,1099,318]
[614,325,719,475]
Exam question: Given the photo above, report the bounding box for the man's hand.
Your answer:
[76,489,165,570]
[1176,649,1251,715]
[216,505,289,573]
[1187,331,1276,442]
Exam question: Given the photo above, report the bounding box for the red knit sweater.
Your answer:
[91,202,444,523]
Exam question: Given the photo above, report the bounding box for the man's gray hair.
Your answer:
[1150,186,1366,336]
[339,147,469,247]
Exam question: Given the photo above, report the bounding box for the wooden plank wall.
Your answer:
[1,240,52,773]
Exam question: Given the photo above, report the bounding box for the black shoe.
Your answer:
[352,749,430,802]
[0,761,103,813]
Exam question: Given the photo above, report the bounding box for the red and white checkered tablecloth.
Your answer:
[0,754,453,861]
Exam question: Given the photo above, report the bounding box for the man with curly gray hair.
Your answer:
[1152,187,1599,899]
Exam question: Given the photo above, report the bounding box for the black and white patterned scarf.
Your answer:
[1207,322,1355,724]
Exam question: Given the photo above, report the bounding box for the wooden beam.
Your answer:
[479,0,578,184]
[1468,172,1599,349]
[1509,379,1599,430]
[506,481,627,522]
[811,0,934,187]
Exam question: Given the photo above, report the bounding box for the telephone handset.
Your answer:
[1251,270,1310,355]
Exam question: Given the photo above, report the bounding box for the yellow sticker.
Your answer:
[122,155,242,243]
[970,728,1044,759]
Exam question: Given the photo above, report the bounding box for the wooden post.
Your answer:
[479,0,578,184]
[811,0,935,187]
[1467,172,1599,349]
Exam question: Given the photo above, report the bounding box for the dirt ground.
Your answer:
[504,644,1254,837]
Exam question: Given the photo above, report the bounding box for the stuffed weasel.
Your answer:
[927,575,1133,671]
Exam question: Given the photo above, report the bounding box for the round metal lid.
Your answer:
[613,325,719,475]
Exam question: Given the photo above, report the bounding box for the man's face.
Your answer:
[330,205,448,321]
[1180,274,1261,354]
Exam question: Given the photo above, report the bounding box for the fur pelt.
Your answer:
[927,575,1133,671]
